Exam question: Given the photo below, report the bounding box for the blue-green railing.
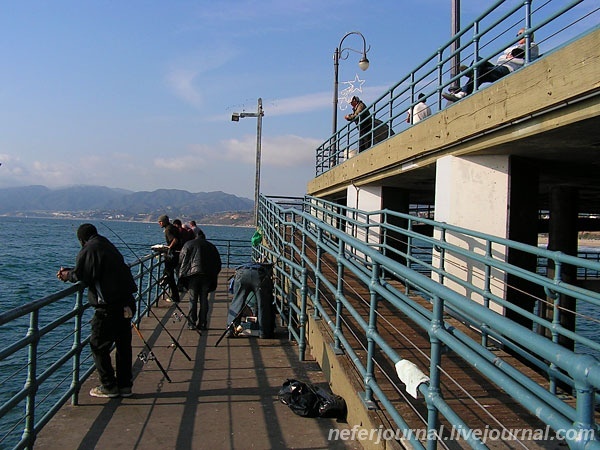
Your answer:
[0,238,252,450]
[257,194,600,449]
[317,0,599,173]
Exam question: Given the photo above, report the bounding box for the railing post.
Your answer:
[70,289,85,406]
[23,310,39,449]
[361,262,380,409]
[332,238,345,355]
[472,21,481,91]
[572,377,596,449]
[299,268,308,361]
[482,240,492,348]
[427,294,444,450]
[312,227,323,320]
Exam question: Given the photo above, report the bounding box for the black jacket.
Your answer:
[67,234,137,311]
[178,237,222,292]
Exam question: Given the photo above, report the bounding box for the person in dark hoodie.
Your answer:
[178,233,222,331]
[57,223,137,398]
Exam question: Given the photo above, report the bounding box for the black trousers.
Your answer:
[163,255,180,302]
[186,274,211,328]
[90,308,133,389]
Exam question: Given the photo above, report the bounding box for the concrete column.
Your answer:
[346,184,382,246]
[506,157,542,329]
[433,154,511,313]
[382,187,409,266]
[545,186,578,351]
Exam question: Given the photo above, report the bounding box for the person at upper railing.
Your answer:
[443,28,539,102]
[345,95,372,152]
[406,93,432,124]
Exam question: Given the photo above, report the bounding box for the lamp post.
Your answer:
[332,31,370,136]
[231,98,264,226]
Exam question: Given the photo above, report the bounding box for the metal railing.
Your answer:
[257,194,600,449]
[0,239,252,450]
[317,0,599,173]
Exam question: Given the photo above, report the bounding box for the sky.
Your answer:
[0,1,595,200]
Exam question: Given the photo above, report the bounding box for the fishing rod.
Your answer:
[100,222,192,360]
[100,221,193,324]
[132,321,172,382]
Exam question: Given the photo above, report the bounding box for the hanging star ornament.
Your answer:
[339,74,366,111]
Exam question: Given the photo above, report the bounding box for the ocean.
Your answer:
[0,217,253,314]
[0,216,253,447]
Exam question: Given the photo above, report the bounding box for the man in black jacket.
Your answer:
[178,235,222,331]
[157,214,181,303]
[57,223,137,398]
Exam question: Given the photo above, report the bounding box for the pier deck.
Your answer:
[34,269,361,450]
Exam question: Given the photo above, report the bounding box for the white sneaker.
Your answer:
[89,385,119,398]
[442,90,467,102]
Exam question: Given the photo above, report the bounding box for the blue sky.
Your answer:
[0,1,594,199]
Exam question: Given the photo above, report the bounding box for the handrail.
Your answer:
[258,194,600,449]
[317,0,598,174]
[0,239,252,449]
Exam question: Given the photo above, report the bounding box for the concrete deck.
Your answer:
[34,269,362,450]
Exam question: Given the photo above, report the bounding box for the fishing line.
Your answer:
[100,221,193,323]
[99,222,193,360]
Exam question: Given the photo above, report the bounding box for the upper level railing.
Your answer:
[257,194,600,449]
[316,0,599,174]
[0,239,252,450]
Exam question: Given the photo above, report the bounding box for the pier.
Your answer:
[33,269,361,450]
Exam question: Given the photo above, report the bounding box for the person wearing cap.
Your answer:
[406,93,432,125]
[344,95,372,153]
[442,28,539,102]
[57,223,137,398]
[157,215,181,303]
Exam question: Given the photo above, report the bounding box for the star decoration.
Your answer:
[338,74,366,111]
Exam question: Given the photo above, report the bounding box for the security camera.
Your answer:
[231,113,240,122]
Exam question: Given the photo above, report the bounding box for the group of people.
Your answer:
[342,28,538,154]
[56,215,221,399]
[157,215,221,332]
[442,28,539,102]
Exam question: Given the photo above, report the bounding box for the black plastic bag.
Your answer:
[278,379,346,419]
[314,385,346,418]
[278,379,320,417]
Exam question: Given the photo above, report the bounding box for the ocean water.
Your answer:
[0,216,253,447]
[0,217,253,313]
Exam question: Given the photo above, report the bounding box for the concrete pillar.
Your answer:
[433,154,511,313]
[346,184,382,246]
[506,157,542,329]
[545,186,578,351]
[382,187,409,266]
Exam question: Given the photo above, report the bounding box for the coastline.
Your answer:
[538,235,600,249]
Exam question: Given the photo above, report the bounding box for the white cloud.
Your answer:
[166,45,238,109]
[166,69,205,109]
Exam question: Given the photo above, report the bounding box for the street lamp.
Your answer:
[231,98,264,226]
[333,31,370,136]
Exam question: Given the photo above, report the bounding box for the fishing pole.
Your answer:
[145,305,192,361]
[132,322,172,382]
[100,221,193,324]
[214,297,251,347]
[100,222,192,360]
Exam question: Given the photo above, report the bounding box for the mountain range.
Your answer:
[0,185,254,225]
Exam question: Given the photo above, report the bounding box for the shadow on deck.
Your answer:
[34,269,362,450]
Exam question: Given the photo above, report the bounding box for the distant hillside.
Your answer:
[0,185,254,224]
